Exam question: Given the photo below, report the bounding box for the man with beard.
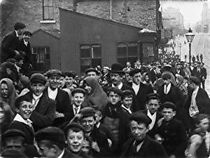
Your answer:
[120,112,168,158]
[45,69,71,128]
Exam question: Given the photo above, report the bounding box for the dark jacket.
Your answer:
[130,82,154,112]
[46,88,71,128]
[23,92,56,131]
[120,136,168,158]
[1,31,20,62]
[156,118,188,157]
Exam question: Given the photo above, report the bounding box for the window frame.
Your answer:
[42,0,55,21]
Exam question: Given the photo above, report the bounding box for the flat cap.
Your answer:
[161,101,176,111]
[35,126,66,145]
[14,22,26,30]
[2,129,26,140]
[129,69,141,77]
[80,107,96,119]
[146,93,160,101]
[30,73,46,85]
[85,68,99,75]
[71,87,86,96]
[129,112,152,126]
[23,31,32,37]
[189,76,200,85]
[45,69,62,78]
[107,87,123,97]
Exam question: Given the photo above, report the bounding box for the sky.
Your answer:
[160,0,210,28]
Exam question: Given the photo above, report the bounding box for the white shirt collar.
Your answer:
[121,105,132,114]
[72,104,81,115]
[15,30,19,37]
[48,87,58,100]
[57,149,65,158]
[32,93,43,108]
[164,83,171,94]
[24,40,28,46]
[112,82,123,89]
[132,83,140,95]
[147,110,157,130]
[13,114,32,126]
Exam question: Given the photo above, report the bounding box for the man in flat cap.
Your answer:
[45,69,72,128]
[129,68,153,112]
[35,126,73,158]
[85,67,99,78]
[120,112,168,158]
[22,73,56,131]
[1,22,26,62]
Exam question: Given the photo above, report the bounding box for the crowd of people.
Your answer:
[0,22,210,158]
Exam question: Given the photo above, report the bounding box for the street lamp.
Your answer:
[185,28,195,65]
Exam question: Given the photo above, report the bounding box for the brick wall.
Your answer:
[1,0,157,38]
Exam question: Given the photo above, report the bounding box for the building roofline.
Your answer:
[59,8,143,30]
[32,29,60,39]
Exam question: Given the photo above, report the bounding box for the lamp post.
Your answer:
[185,28,195,65]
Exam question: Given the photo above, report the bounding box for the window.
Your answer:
[80,44,102,73]
[32,47,50,71]
[117,42,138,66]
[142,43,154,63]
[42,0,54,20]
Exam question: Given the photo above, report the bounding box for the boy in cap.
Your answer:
[155,102,187,158]
[35,126,73,158]
[22,73,56,131]
[17,31,33,77]
[85,68,99,78]
[120,112,168,158]
[1,22,26,62]
[79,107,111,157]
[45,69,71,128]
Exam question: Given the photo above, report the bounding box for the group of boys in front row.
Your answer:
[1,65,210,158]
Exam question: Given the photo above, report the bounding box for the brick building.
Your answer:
[1,0,162,73]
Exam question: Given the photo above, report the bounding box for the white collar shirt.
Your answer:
[72,104,81,115]
[147,110,157,130]
[121,105,132,114]
[164,83,171,94]
[57,149,65,158]
[112,82,123,90]
[32,93,43,108]
[48,87,58,100]
[132,83,140,95]
[13,113,33,127]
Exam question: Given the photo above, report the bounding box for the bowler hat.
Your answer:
[189,76,200,85]
[110,63,124,74]
[35,126,66,145]
[14,22,26,30]
[129,112,152,126]
[30,73,46,85]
